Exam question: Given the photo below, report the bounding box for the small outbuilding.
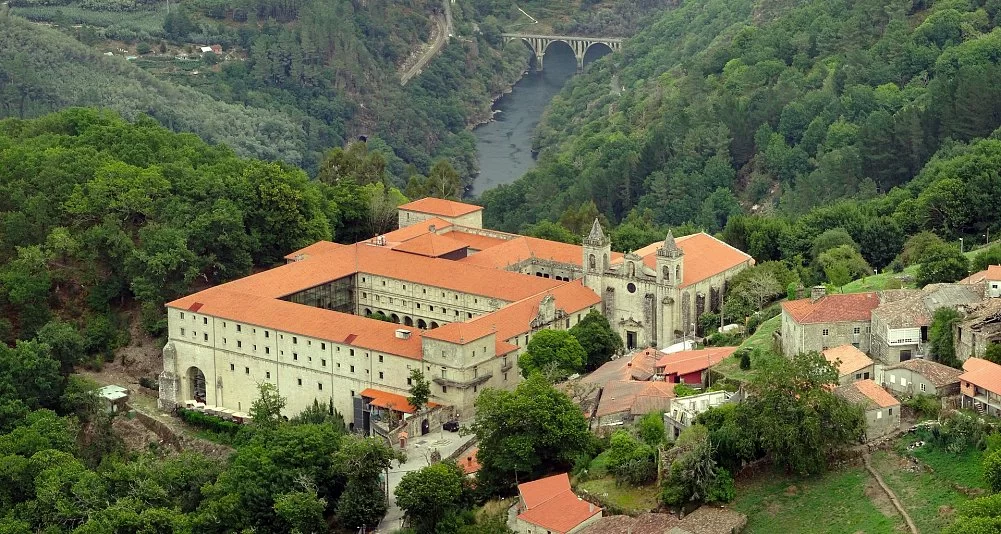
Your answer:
[97,385,129,414]
[883,358,963,397]
[823,344,875,385]
[835,379,900,440]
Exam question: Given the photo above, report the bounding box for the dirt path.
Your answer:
[864,454,918,534]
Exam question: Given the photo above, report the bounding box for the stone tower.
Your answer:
[582,218,611,286]
[655,230,684,286]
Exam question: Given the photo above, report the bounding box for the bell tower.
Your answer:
[656,230,684,286]
[582,218,611,286]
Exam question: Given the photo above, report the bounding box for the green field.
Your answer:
[731,468,905,533]
[713,315,782,383]
[871,449,978,533]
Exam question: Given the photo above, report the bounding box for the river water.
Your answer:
[468,46,578,196]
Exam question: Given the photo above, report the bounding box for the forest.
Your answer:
[481,0,1001,259]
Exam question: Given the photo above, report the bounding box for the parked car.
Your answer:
[443,420,460,432]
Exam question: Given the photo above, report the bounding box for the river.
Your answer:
[468,45,578,197]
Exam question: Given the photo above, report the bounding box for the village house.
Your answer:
[835,379,900,440]
[960,265,1001,298]
[664,389,734,439]
[515,473,602,534]
[870,284,983,363]
[591,380,675,429]
[654,346,736,385]
[780,288,879,357]
[883,358,962,398]
[959,358,1001,416]
[823,345,875,385]
[159,198,752,430]
[955,299,1001,361]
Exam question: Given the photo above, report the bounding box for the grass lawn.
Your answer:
[576,476,660,515]
[731,468,905,533]
[841,264,920,293]
[909,442,985,490]
[871,449,976,533]
[714,315,782,383]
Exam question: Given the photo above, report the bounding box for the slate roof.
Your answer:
[884,359,963,388]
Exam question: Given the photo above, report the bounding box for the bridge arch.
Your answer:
[502,33,622,72]
[582,42,614,69]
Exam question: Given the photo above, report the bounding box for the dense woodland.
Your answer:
[482,0,1001,265]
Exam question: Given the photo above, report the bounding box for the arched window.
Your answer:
[589,254,596,270]
[663,266,670,281]
[675,265,681,280]
[628,262,635,277]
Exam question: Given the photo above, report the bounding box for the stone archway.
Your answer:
[582,41,613,69]
[187,366,206,403]
[391,313,400,324]
[404,316,414,327]
[417,319,428,329]
[430,321,439,329]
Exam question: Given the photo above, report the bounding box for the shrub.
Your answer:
[177,407,241,435]
[674,384,698,397]
[136,41,152,54]
[138,376,159,390]
[739,351,751,370]
[985,449,1001,493]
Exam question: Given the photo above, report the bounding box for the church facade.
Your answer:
[159,198,752,424]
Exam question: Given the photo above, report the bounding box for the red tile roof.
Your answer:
[518,473,601,534]
[655,347,736,377]
[359,388,438,413]
[424,280,601,345]
[781,292,880,324]
[379,218,454,244]
[169,288,425,359]
[594,380,674,417]
[823,345,874,377]
[960,265,1001,284]
[442,229,512,251]
[634,233,754,288]
[836,379,899,409]
[960,358,1001,395]
[583,349,662,385]
[391,232,468,257]
[283,241,343,261]
[458,447,480,475]
[398,197,483,217]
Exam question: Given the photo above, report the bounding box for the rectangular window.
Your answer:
[350,349,355,356]
[901,378,907,387]
[877,411,883,419]
[298,378,302,386]
[853,326,860,334]
[442,386,447,393]
[237,340,242,348]
[350,365,355,373]
[920,383,927,392]
[322,359,327,367]
[245,367,250,374]
[203,317,208,325]
[890,375,896,384]
[203,333,209,341]
[265,331,270,338]
[822,329,829,336]
[321,343,326,350]
[180,312,185,319]
[266,347,270,354]
[223,337,227,345]
[230,363,235,371]
[429,306,434,311]
[318,383,323,391]
[888,407,893,416]
[236,324,242,332]
[293,336,298,344]
[266,371,271,379]
[253,344,257,351]
[293,353,298,361]
[180,328,186,336]
[379,355,384,363]
[407,377,413,386]
[379,371,384,379]
[467,313,472,319]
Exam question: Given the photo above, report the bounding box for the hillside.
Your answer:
[481,0,1001,237]
[0,14,309,165]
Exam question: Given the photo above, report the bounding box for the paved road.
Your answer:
[374,426,475,532]
[400,0,453,85]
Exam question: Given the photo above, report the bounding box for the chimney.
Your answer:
[428,224,436,233]
[395,329,411,339]
[811,286,826,302]
[796,285,805,299]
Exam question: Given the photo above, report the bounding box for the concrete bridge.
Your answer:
[502,33,623,71]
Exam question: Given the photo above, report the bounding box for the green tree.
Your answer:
[660,426,734,506]
[518,330,586,380]
[250,382,287,429]
[523,220,579,244]
[569,310,624,372]
[34,320,85,375]
[984,449,1001,493]
[930,308,963,368]
[817,245,872,290]
[986,344,1001,365]
[274,489,327,534]
[394,462,467,533]
[637,411,666,447]
[407,369,431,414]
[973,244,1001,271]
[471,375,590,490]
[333,436,403,529]
[917,243,970,287]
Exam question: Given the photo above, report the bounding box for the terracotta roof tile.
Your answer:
[583,349,662,386]
[442,229,512,251]
[168,288,425,359]
[782,293,880,324]
[379,218,454,244]
[359,388,438,413]
[518,473,601,533]
[594,380,674,417]
[835,379,899,409]
[884,359,963,387]
[398,197,482,217]
[635,233,754,288]
[655,347,736,377]
[962,265,1001,284]
[391,232,468,257]
[459,236,624,270]
[960,358,1001,394]
[823,345,874,377]
[458,447,480,474]
[283,241,343,261]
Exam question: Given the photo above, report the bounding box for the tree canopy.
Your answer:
[569,310,624,371]
[517,329,587,380]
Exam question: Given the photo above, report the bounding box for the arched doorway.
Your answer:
[404,316,414,327]
[364,308,372,316]
[391,313,400,324]
[421,419,430,435]
[187,366,206,403]
[417,319,427,329]
[582,42,613,70]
